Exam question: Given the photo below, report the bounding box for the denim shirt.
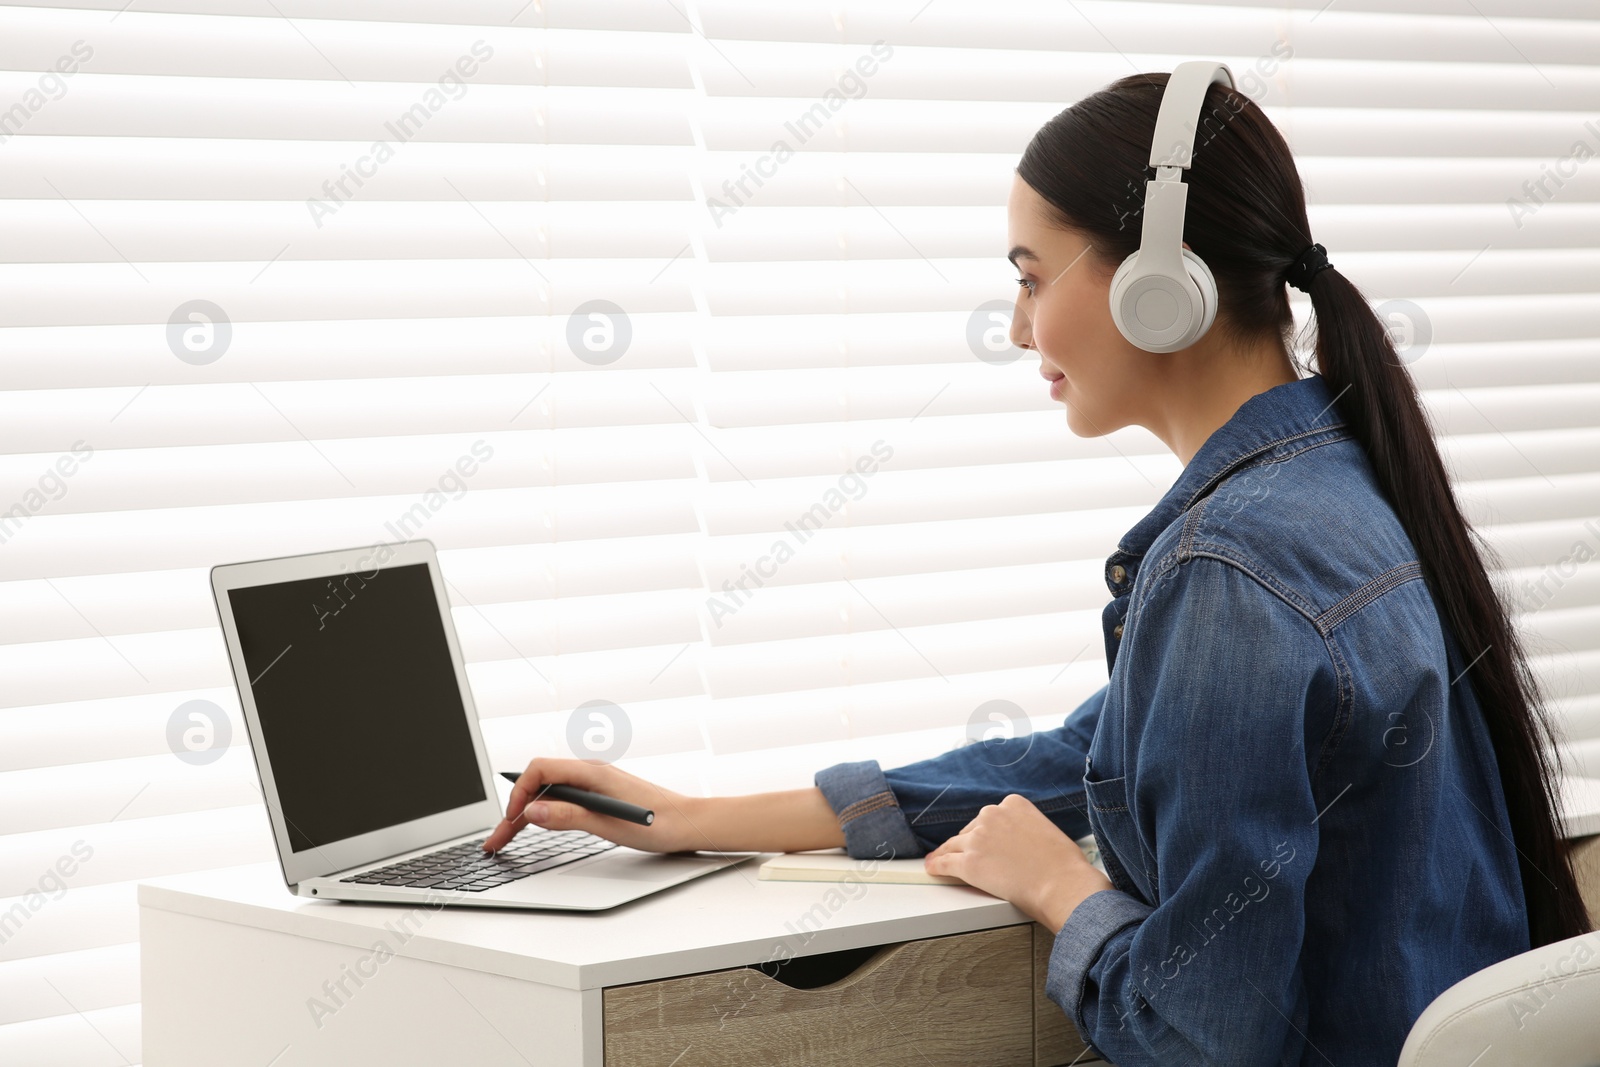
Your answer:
[813,373,1529,1066]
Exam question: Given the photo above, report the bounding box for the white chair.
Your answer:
[1400,783,1600,1066]
[1397,927,1600,1066]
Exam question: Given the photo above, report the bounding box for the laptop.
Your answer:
[210,538,756,910]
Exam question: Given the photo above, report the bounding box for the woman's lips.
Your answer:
[1040,363,1066,401]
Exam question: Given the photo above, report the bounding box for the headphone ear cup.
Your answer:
[1180,247,1219,342]
[1108,251,1141,345]
[1109,248,1213,353]
[1108,247,1220,352]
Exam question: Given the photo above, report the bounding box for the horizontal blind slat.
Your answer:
[0,1003,140,1065]
[0,942,138,1028]
[2,13,691,86]
[1,74,698,142]
[0,137,697,200]
[12,0,689,29]
[0,261,694,327]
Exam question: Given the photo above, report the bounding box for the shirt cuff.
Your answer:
[1045,887,1154,1042]
[813,759,924,859]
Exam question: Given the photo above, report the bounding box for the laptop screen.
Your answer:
[227,560,487,852]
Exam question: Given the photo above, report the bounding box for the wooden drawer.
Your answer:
[1571,834,1600,928]
[1033,922,1103,1066]
[603,922,1101,1066]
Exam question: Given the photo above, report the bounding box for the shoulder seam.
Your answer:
[1155,433,1352,592]
[1315,560,1426,632]
[1157,542,1322,625]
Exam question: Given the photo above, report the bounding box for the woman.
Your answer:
[484,70,1591,1064]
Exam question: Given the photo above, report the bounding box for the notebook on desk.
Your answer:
[759,833,1104,885]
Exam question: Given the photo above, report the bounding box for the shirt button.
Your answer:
[1110,564,1127,585]
[1112,623,1124,640]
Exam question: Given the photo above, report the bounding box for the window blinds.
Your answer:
[2,1,1598,1060]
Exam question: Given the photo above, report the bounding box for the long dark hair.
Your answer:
[1016,72,1590,948]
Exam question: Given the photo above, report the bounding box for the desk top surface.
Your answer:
[138,854,1032,991]
[138,775,1600,991]
[1561,774,1600,837]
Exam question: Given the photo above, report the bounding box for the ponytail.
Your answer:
[1304,265,1592,947]
[1017,71,1592,947]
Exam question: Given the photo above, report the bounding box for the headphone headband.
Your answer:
[1136,62,1236,278]
[1148,62,1236,171]
[1108,61,1236,353]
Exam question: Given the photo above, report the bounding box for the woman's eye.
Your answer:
[1016,277,1036,296]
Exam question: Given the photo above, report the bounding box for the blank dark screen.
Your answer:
[228,561,486,852]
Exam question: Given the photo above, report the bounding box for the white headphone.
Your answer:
[1108,61,1236,353]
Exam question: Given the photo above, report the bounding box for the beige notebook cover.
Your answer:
[758,834,1103,885]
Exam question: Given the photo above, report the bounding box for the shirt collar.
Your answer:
[1110,373,1347,568]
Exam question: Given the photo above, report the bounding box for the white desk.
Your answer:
[137,776,1600,1066]
[1560,774,1600,838]
[138,858,1094,1066]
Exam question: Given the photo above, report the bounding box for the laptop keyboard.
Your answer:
[340,832,618,892]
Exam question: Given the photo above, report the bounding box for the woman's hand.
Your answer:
[923,793,1114,931]
[481,758,709,855]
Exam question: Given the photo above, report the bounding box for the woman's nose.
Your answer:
[1009,302,1032,350]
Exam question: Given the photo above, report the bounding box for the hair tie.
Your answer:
[1285,242,1332,292]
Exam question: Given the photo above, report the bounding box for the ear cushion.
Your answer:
[1180,247,1219,341]
[1109,247,1220,353]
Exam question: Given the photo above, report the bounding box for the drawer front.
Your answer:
[604,924,1034,1066]
[1032,922,1101,1066]
[1571,833,1600,928]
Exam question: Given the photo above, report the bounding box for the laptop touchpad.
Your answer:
[552,852,723,881]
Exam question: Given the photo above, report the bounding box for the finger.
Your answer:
[485,796,586,853]
[1000,792,1039,816]
[505,757,604,822]
[481,815,523,852]
[504,762,536,822]
[524,799,599,835]
[493,759,621,850]
[506,757,560,820]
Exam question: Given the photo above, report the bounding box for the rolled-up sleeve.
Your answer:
[815,683,1108,859]
[1045,556,1329,1066]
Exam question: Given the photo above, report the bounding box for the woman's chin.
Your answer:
[1062,397,1105,439]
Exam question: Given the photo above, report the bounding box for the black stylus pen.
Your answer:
[498,772,654,826]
